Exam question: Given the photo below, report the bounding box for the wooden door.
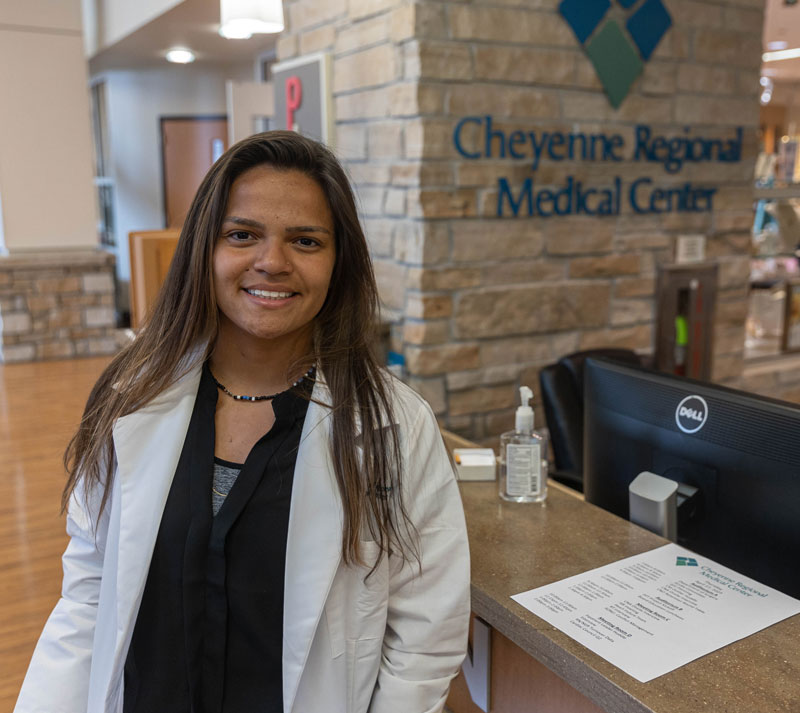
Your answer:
[161,116,228,228]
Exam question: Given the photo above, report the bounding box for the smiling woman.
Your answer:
[14,132,470,713]
[212,166,335,356]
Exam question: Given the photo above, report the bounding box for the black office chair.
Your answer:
[539,348,643,492]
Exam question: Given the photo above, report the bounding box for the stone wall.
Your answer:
[0,250,121,362]
[278,0,766,443]
[277,0,424,327]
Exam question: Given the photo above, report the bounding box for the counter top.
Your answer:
[458,481,800,713]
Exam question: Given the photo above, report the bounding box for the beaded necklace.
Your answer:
[209,365,315,402]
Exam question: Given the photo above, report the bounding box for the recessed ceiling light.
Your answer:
[767,40,789,51]
[166,48,196,64]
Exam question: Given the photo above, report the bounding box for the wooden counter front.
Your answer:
[447,482,800,713]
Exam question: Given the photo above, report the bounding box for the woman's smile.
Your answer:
[244,288,296,300]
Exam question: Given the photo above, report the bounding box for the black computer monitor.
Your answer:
[583,357,800,598]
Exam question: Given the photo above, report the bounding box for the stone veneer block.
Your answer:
[0,249,120,363]
[333,44,398,93]
[579,324,653,351]
[405,343,480,376]
[337,15,390,54]
[449,6,573,45]
[455,284,611,339]
[449,384,516,416]
[84,306,116,328]
[82,272,115,294]
[2,312,32,335]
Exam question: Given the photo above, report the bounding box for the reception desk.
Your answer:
[445,481,800,713]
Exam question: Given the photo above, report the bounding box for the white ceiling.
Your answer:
[88,0,277,74]
[88,0,796,85]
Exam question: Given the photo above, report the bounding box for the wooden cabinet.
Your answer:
[128,229,180,329]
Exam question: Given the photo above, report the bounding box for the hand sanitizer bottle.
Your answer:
[499,386,547,503]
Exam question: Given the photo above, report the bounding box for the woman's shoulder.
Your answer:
[110,347,206,416]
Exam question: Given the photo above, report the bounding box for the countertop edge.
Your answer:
[471,585,657,713]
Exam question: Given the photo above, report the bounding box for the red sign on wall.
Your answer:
[272,53,332,145]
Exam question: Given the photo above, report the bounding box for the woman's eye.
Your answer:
[228,230,252,242]
[295,237,319,247]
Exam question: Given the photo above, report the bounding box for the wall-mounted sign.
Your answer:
[559,0,672,108]
[271,52,333,145]
[453,116,743,218]
[675,234,707,264]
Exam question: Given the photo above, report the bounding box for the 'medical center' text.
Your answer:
[452,116,742,218]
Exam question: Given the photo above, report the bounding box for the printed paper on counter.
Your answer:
[511,543,800,682]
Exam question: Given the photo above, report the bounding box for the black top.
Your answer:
[123,364,312,713]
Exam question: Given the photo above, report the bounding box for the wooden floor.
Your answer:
[0,357,110,712]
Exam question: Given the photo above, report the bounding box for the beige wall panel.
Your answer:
[0,0,81,32]
[226,80,275,145]
[0,29,96,250]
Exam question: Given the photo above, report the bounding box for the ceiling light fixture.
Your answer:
[763,47,800,62]
[166,48,196,63]
[767,40,789,51]
[219,0,284,40]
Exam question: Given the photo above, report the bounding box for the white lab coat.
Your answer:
[14,365,470,713]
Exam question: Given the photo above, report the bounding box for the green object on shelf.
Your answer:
[675,315,689,346]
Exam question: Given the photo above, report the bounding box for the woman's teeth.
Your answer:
[246,289,293,299]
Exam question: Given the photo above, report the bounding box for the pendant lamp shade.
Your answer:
[220,0,284,39]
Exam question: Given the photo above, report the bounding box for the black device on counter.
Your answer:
[583,357,800,599]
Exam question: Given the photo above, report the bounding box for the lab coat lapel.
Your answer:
[283,379,343,713]
[110,365,202,673]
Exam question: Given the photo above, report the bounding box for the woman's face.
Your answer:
[212,165,336,351]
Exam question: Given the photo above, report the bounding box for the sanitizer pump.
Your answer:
[515,386,534,433]
[499,386,547,503]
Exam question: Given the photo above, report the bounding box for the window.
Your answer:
[90,80,115,247]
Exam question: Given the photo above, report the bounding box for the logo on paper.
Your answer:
[675,395,708,434]
[558,0,672,108]
[676,556,698,567]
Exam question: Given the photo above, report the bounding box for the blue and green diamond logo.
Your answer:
[676,556,698,567]
[559,0,672,108]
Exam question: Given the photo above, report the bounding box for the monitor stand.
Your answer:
[629,471,700,542]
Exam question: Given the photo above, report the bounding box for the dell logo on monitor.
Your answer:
[675,395,708,434]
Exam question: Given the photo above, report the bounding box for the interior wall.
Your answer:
[0,0,96,252]
[0,0,82,32]
[98,66,229,291]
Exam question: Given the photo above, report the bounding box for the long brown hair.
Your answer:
[63,131,414,566]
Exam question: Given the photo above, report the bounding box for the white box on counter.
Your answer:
[453,448,497,481]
